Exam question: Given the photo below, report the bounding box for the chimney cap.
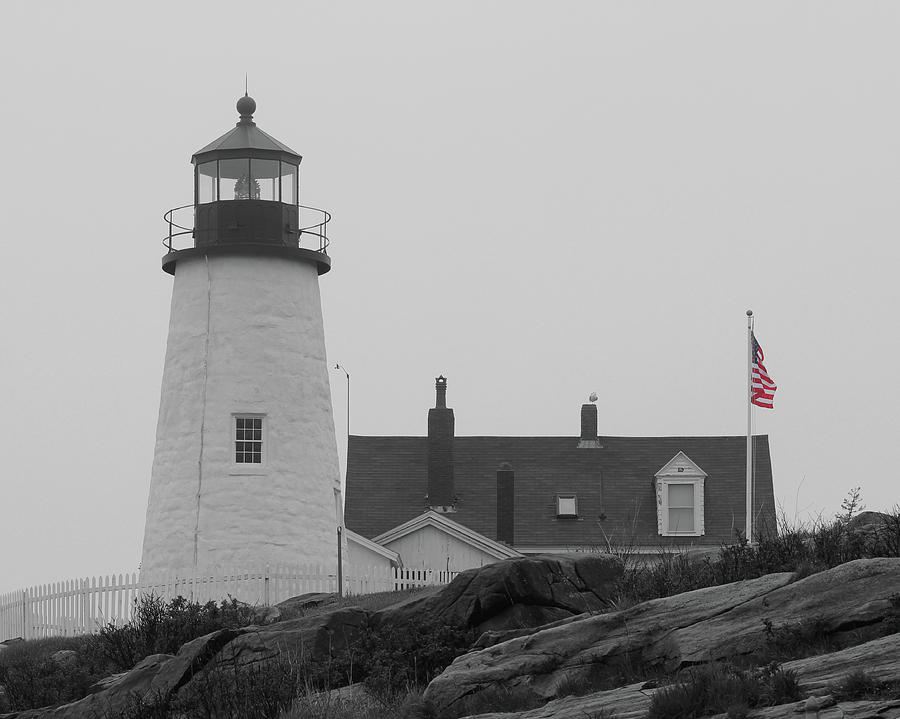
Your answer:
[434,375,449,408]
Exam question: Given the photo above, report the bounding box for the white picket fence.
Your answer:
[0,565,457,642]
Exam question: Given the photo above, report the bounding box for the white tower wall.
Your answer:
[140,253,341,580]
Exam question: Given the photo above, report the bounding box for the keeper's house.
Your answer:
[344,378,776,572]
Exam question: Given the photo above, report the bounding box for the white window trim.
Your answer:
[556,494,578,518]
[654,452,707,537]
[231,413,267,474]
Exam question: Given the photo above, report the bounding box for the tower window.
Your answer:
[234,416,263,464]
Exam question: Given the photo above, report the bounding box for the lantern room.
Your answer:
[162,94,330,276]
[192,94,302,248]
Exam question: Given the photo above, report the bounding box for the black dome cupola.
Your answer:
[162,95,330,275]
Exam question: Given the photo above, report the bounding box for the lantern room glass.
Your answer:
[195,159,299,205]
[219,159,254,200]
[281,163,298,205]
[250,159,279,201]
[197,161,217,203]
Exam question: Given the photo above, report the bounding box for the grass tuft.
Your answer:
[648,662,804,719]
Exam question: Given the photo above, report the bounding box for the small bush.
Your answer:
[754,662,802,704]
[648,669,715,719]
[0,595,259,713]
[454,683,544,718]
[91,594,257,672]
[613,497,900,610]
[352,619,476,698]
[649,662,803,719]
[0,635,107,711]
[831,669,885,701]
[174,650,302,719]
[282,687,437,719]
[761,616,839,661]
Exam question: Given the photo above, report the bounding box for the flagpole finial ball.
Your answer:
[746,309,753,317]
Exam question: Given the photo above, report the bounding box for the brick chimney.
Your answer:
[427,376,456,510]
[496,463,515,544]
[578,400,602,448]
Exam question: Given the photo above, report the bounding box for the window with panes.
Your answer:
[666,483,695,533]
[234,416,263,464]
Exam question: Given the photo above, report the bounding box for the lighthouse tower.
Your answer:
[140,96,342,582]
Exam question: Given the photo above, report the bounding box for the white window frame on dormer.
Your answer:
[654,452,707,537]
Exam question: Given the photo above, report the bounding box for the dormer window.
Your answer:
[556,494,578,518]
[654,452,707,536]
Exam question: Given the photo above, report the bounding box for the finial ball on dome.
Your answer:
[237,94,257,117]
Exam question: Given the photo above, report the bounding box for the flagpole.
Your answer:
[746,309,754,544]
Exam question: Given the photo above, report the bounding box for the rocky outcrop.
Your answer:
[7,556,895,719]
[1,554,623,718]
[212,555,622,673]
[217,606,369,669]
[144,628,241,700]
[460,681,655,719]
[274,591,340,616]
[423,558,900,717]
[373,554,624,636]
[424,571,795,714]
[462,633,900,719]
[783,632,900,695]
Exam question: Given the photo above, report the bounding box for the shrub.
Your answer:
[351,619,476,698]
[761,616,839,662]
[831,669,885,701]
[282,687,437,719]
[754,662,802,704]
[0,635,107,711]
[453,683,544,718]
[648,662,803,719]
[174,649,303,719]
[613,495,900,610]
[0,595,259,713]
[90,594,257,672]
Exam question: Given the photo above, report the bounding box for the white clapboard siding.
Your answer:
[0,565,460,642]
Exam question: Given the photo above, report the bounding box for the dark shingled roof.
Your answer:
[344,434,775,550]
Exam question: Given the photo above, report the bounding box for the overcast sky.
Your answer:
[1,1,898,592]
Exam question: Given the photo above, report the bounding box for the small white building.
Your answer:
[371,511,522,572]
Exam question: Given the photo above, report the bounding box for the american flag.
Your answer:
[751,333,777,409]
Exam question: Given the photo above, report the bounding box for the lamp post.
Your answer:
[333,364,350,450]
[333,364,349,597]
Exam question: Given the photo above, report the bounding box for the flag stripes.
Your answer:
[750,333,776,409]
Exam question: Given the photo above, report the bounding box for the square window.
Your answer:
[557,495,578,517]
